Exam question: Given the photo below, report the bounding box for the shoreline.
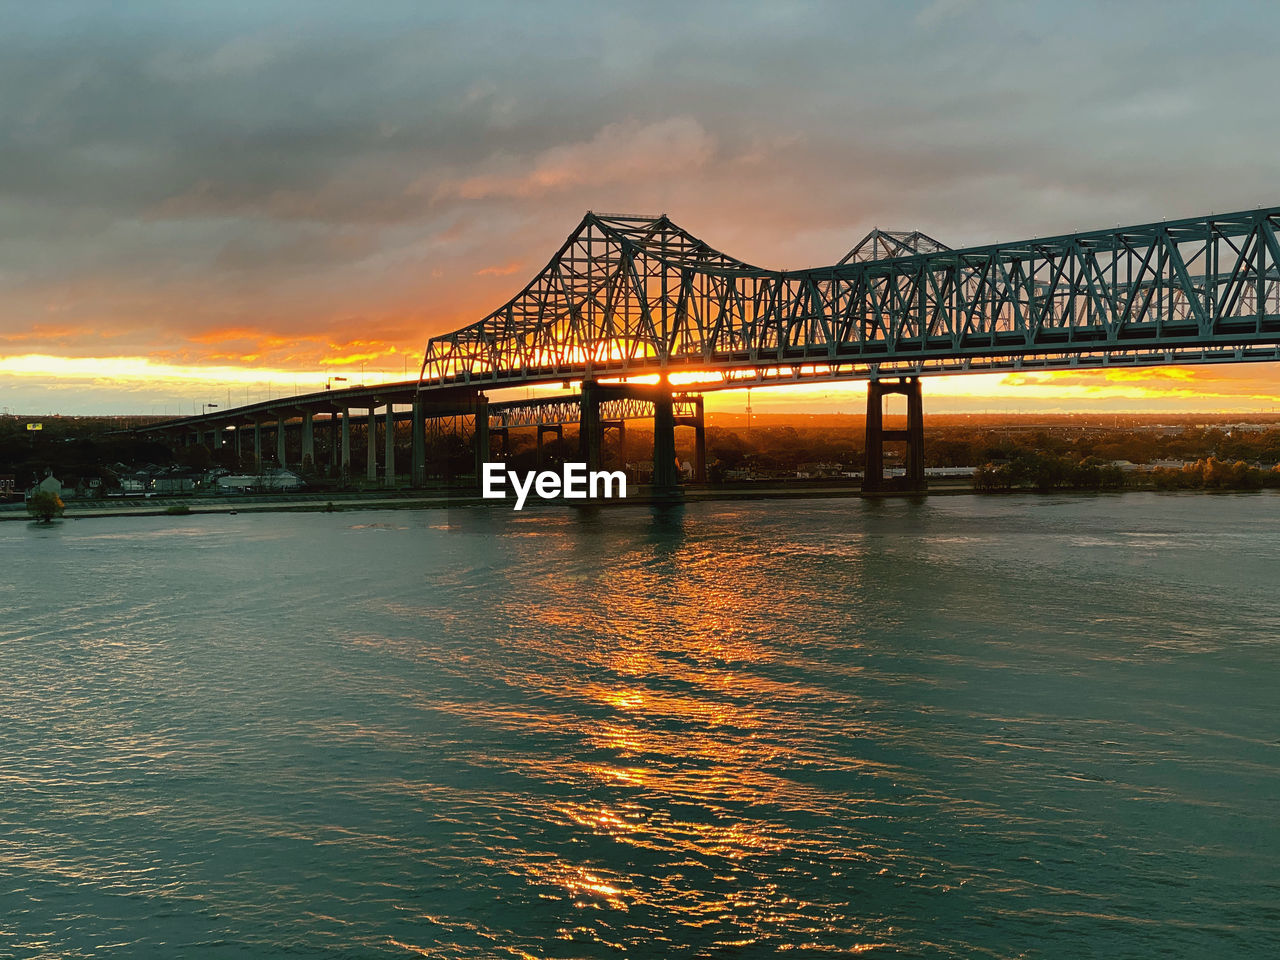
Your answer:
[4,478,1274,522]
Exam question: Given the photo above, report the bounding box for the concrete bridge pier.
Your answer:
[340,407,351,481]
[863,377,925,493]
[384,404,396,488]
[327,413,339,475]
[411,398,425,487]
[276,415,287,469]
[366,408,377,483]
[302,410,315,473]
[652,391,678,491]
[537,424,562,467]
[253,419,263,471]
[472,395,490,482]
[578,383,603,472]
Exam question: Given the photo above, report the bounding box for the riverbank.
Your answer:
[5,476,1273,522]
[0,479,979,521]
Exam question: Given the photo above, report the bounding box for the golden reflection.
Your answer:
[378,509,911,951]
[524,862,630,911]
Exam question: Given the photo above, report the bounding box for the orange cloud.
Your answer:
[475,260,525,277]
[187,326,267,345]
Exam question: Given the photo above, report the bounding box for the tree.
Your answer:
[27,490,64,522]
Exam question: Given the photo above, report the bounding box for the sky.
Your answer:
[3,0,1280,416]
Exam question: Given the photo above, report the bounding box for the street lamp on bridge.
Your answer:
[202,402,219,416]
[326,376,348,390]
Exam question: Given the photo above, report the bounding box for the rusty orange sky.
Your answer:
[3,2,1280,416]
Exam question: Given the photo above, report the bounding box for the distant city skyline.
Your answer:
[3,1,1280,414]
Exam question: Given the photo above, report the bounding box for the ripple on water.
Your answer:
[1,496,1279,957]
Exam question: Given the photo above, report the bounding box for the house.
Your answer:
[216,469,304,493]
[26,473,66,500]
[797,461,844,478]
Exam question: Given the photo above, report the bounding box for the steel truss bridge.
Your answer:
[138,204,1280,492]
[418,206,1280,389]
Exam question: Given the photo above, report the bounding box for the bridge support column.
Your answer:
[863,377,925,493]
[276,416,287,469]
[253,420,262,471]
[411,397,425,487]
[384,404,396,488]
[367,408,378,483]
[302,410,315,473]
[472,396,490,485]
[340,408,351,482]
[693,396,707,483]
[578,383,603,473]
[652,390,677,492]
[328,414,339,475]
[537,424,562,467]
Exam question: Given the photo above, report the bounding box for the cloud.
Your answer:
[474,260,525,277]
[4,2,1280,415]
[439,117,716,200]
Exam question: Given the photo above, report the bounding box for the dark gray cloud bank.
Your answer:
[2,0,1279,410]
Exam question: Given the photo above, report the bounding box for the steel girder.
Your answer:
[490,394,700,429]
[418,207,1280,391]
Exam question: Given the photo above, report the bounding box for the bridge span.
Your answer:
[138,204,1280,493]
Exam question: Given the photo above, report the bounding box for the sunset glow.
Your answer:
[4,3,1280,418]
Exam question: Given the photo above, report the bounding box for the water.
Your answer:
[2,493,1279,958]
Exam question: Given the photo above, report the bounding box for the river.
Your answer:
[2,493,1278,958]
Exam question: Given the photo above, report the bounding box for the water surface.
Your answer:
[2,493,1279,957]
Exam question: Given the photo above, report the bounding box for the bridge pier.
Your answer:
[863,377,925,493]
[340,408,351,481]
[253,419,263,471]
[384,404,396,488]
[578,383,603,473]
[366,408,377,483]
[472,395,490,482]
[328,413,339,475]
[653,390,677,491]
[411,398,425,487]
[276,415,287,469]
[302,410,315,473]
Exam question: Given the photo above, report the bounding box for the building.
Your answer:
[25,473,67,501]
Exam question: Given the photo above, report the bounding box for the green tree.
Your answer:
[26,490,64,522]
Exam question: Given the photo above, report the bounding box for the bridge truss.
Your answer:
[419,207,1280,390]
[490,394,702,429]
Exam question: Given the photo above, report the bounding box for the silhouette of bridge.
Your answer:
[141,205,1280,492]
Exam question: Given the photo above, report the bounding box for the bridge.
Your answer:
[139,204,1280,492]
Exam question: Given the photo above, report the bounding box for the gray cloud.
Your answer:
[2,0,1280,403]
